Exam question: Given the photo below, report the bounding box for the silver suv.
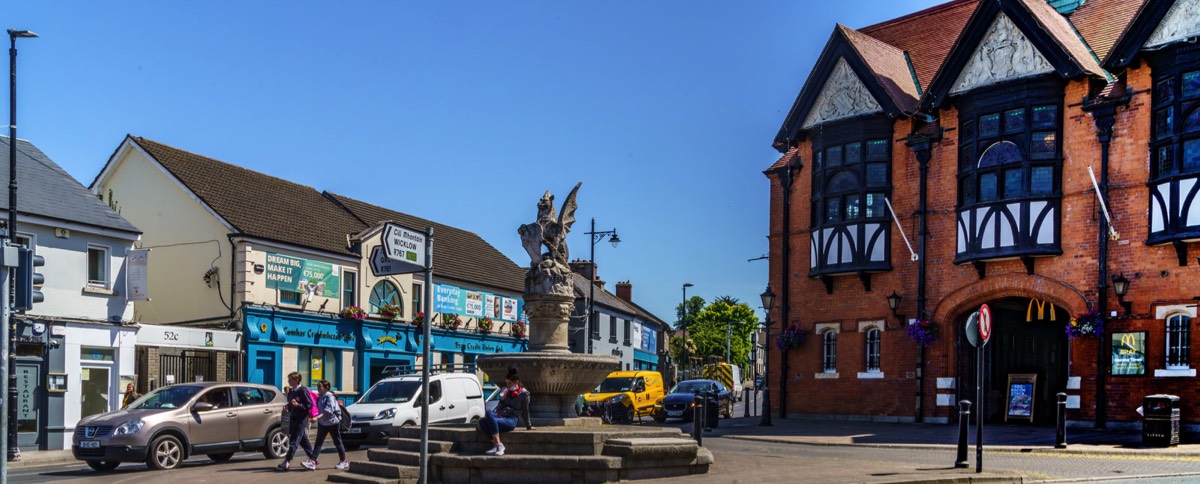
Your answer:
[72,382,288,471]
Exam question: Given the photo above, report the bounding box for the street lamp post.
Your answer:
[585,217,619,355]
[681,283,692,375]
[5,28,37,466]
[759,286,775,426]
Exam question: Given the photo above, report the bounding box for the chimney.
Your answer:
[569,259,595,282]
[616,281,632,302]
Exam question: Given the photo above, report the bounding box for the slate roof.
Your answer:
[325,193,525,294]
[128,136,365,256]
[570,272,639,318]
[0,136,139,235]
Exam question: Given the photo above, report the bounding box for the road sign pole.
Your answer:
[976,341,983,473]
[419,226,433,484]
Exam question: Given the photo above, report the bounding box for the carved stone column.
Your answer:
[523,293,574,353]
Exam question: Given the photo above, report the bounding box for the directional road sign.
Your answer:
[380,223,426,274]
[370,245,416,277]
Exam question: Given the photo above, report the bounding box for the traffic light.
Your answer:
[14,247,44,311]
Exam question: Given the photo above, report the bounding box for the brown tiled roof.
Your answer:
[325,193,525,294]
[765,148,800,172]
[859,0,979,89]
[1019,0,1108,79]
[130,136,366,256]
[1069,0,1145,62]
[839,24,921,114]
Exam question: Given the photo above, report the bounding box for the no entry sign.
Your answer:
[979,303,992,344]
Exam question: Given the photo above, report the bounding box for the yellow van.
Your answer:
[580,371,665,421]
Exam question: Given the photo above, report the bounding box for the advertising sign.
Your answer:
[434,283,524,322]
[265,252,340,298]
[126,249,149,302]
[641,325,656,353]
[1111,332,1147,376]
[1005,373,1037,422]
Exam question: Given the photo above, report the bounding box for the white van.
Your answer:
[343,373,485,448]
[731,365,744,400]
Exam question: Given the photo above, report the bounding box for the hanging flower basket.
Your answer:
[1066,310,1103,338]
[776,324,806,351]
[478,316,493,334]
[906,319,940,347]
[341,305,366,321]
[441,313,462,331]
[379,303,402,321]
[412,311,425,334]
[511,321,527,339]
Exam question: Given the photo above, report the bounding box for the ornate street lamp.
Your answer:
[887,290,905,324]
[585,218,619,355]
[759,286,775,426]
[1112,274,1131,315]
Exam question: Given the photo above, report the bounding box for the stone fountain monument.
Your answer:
[476,183,619,425]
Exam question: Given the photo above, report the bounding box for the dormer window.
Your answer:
[808,116,893,281]
[954,77,1063,265]
[1146,44,1200,249]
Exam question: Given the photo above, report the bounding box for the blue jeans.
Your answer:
[478,409,517,438]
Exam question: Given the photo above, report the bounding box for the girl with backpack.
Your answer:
[313,380,350,469]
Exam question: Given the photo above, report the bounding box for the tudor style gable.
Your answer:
[803,58,883,129]
[951,12,1055,95]
[1146,0,1200,49]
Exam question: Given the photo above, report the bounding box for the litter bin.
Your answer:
[1142,394,1180,447]
[705,392,720,429]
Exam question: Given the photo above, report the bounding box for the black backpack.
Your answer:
[339,404,352,431]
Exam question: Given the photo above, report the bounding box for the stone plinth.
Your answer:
[522,293,574,352]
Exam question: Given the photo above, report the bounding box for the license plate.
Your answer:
[344,428,362,434]
[667,411,682,417]
[80,440,101,449]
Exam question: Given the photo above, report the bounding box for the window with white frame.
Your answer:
[822,331,837,373]
[865,328,881,372]
[87,245,109,287]
[342,271,357,308]
[1166,313,1191,370]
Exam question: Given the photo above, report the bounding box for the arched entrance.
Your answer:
[954,297,1069,425]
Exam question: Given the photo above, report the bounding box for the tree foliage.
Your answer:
[669,296,759,369]
[674,296,707,331]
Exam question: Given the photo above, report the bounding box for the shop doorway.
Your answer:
[81,366,112,419]
[957,297,1068,425]
[15,342,45,450]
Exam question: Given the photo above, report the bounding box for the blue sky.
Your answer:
[6,1,941,325]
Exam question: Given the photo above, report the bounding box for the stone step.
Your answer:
[397,424,689,456]
[326,472,408,484]
[350,460,420,480]
[387,437,454,453]
[368,449,421,467]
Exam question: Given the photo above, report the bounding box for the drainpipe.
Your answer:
[907,126,941,423]
[766,152,799,419]
[1083,93,1126,429]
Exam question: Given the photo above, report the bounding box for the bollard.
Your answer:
[744,388,751,417]
[693,393,703,446]
[955,400,971,468]
[1056,392,1067,449]
[703,391,713,432]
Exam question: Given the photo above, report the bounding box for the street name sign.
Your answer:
[380,222,426,274]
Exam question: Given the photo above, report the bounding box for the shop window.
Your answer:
[342,271,357,308]
[369,280,401,315]
[1151,67,1200,178]
[80,366,111,418]
[822,331,837,373]
[865,329,881,372]
[1166,314,1191,370]
[87,245,110,287]
[279,291,301,305]
[298,347,339,388]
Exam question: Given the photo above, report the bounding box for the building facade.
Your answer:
[91,136,529,399]
[566,262,668,373]
[766,0,1200,430]
[3,136,141,451]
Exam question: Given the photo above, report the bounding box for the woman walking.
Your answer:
[312,380,349,469]
[278,372,318,471]
[478,368,535,456]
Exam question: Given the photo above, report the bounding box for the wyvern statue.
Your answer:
[518,182,581,296]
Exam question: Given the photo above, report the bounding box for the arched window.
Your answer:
[958,94,1061,206]
[812,129,891,226]
[865,329,881,372]
[369,280,402,315]
[822,331,838,373]
[1166,314,1191,370]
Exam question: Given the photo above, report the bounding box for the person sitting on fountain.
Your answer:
[480,368,535,456]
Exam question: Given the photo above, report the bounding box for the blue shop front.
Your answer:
[244,307,527,398]
[633,325,658,371]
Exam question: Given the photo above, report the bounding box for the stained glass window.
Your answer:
[1004,169,1024,198]
[1004,108,1025,133]
[865,193,886,218]
[828,171,859,193]
[845,196,861,220]
[844,143,862,164]
[1156,108,1175,139]
[866,140,889,161]
[979,113,1000,138]
[827,146,843,166]
[866,163,887,187]
[1184,139,1200,170]
[978,141,1023,168]
[1157,78,1175,104]
[1030,132,1057,159]
[1032,105,1057,129]
[1183,71,1200,99]
[979,172,997,201]
[1031,166,1054,195]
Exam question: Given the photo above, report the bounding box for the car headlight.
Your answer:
[113,419,144,436]
[374,408,396,420]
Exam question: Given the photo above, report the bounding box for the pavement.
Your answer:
[9,413,1200,483]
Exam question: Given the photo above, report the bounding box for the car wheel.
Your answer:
[725,400,733,418]
[344,443,362,451]
[263,427,288,459]
[209,452,234,463]
[86,461,120,471]
[146,435,184,470]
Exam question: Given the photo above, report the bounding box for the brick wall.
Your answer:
[767,68,1200,425]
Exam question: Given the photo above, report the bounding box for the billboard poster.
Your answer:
[641,325,656,353]
[265,252,340,298]
[632,322,643,349]
[1111,332,1146,376]
[126,249,150,302]
[434,283,523,322]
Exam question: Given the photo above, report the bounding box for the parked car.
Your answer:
[580,371,665,422]
[72,382,287,472]
[344,372,485,448]
[653,379,733,422]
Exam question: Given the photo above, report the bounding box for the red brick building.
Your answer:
[765,0,1200,430]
